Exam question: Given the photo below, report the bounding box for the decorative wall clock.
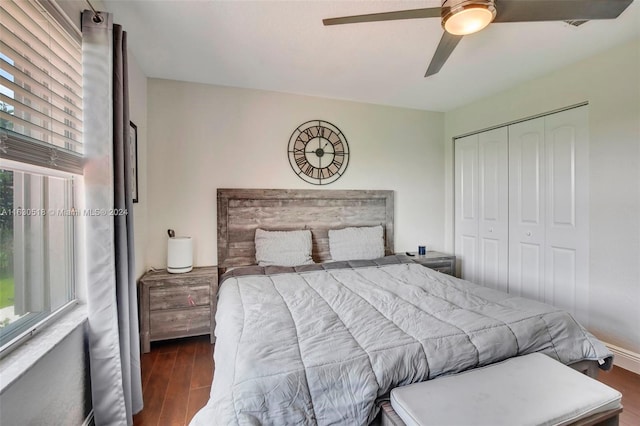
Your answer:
[288,120,350,185]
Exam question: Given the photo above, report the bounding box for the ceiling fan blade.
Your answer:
[323,7,440,26]
[494,0,633,23]
[425,32,464,77]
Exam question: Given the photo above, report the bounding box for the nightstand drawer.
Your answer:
[430,265,453,275]
[422,260,452,269]
[149,284,210,310]
[399,251,456,277]
[150,306,211,340]
[421,260,454,275]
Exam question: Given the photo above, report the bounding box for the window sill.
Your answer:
[0,304,88,393]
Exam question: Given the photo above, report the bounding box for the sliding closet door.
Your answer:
[544,107,589,324]
[478,128,509,291]
[508,117,546,300]
[455,128,508,290]
[455,134,480,282]
[508,106,589,324]
[455,106,588,322]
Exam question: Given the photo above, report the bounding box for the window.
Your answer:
[0,164,75,345]
[0,0,82,352]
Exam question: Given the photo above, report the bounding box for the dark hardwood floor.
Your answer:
[598,362,640,426]
[134,335,213,425]
[134,336,640,426]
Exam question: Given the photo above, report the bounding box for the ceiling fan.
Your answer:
[323,0,634,77]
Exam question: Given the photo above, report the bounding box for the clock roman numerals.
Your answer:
[295,155,307,168]
[327,162,340,176]
[320,168,333,179]
[300,125,323,142]
[302,163,316,178]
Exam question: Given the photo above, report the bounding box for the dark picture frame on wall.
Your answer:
[129,121,139,203]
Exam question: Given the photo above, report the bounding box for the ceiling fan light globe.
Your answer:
[442,0,496,36]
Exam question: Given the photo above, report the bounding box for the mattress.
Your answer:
[190,256,612,425]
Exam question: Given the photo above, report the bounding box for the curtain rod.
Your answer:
[85,0,104,23]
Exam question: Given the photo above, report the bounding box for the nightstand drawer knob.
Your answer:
[188,294,196,307]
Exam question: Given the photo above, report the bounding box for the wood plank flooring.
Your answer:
[597,362,640,426]
[133,335,213,426]
[134,336,640,426]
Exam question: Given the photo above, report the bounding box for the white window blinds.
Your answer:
[0,0,83,173]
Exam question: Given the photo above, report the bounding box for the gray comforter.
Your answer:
[190,257,612,425]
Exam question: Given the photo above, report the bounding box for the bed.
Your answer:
[190,189,612,426]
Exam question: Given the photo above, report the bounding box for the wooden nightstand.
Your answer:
[138,266,218,353]
[403,251,456,276]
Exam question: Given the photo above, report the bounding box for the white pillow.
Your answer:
[328,225,385,261]
[254,229,314,267]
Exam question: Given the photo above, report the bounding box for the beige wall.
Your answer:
[444,38,640,353]
[129,55,148,279]
[146,80,445,268]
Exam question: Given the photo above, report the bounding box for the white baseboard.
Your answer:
[604,342,640,375]
[82,409,94,426]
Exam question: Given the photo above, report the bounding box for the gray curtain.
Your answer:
[82,11,143,425]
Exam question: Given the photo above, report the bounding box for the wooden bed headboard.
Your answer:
[217,189,394,268]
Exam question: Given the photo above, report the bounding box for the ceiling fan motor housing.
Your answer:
[441,0,497,35]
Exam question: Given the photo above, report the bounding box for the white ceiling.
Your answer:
[102,0,640,112]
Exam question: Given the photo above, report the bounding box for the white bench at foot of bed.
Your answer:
[382,353,622,426]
